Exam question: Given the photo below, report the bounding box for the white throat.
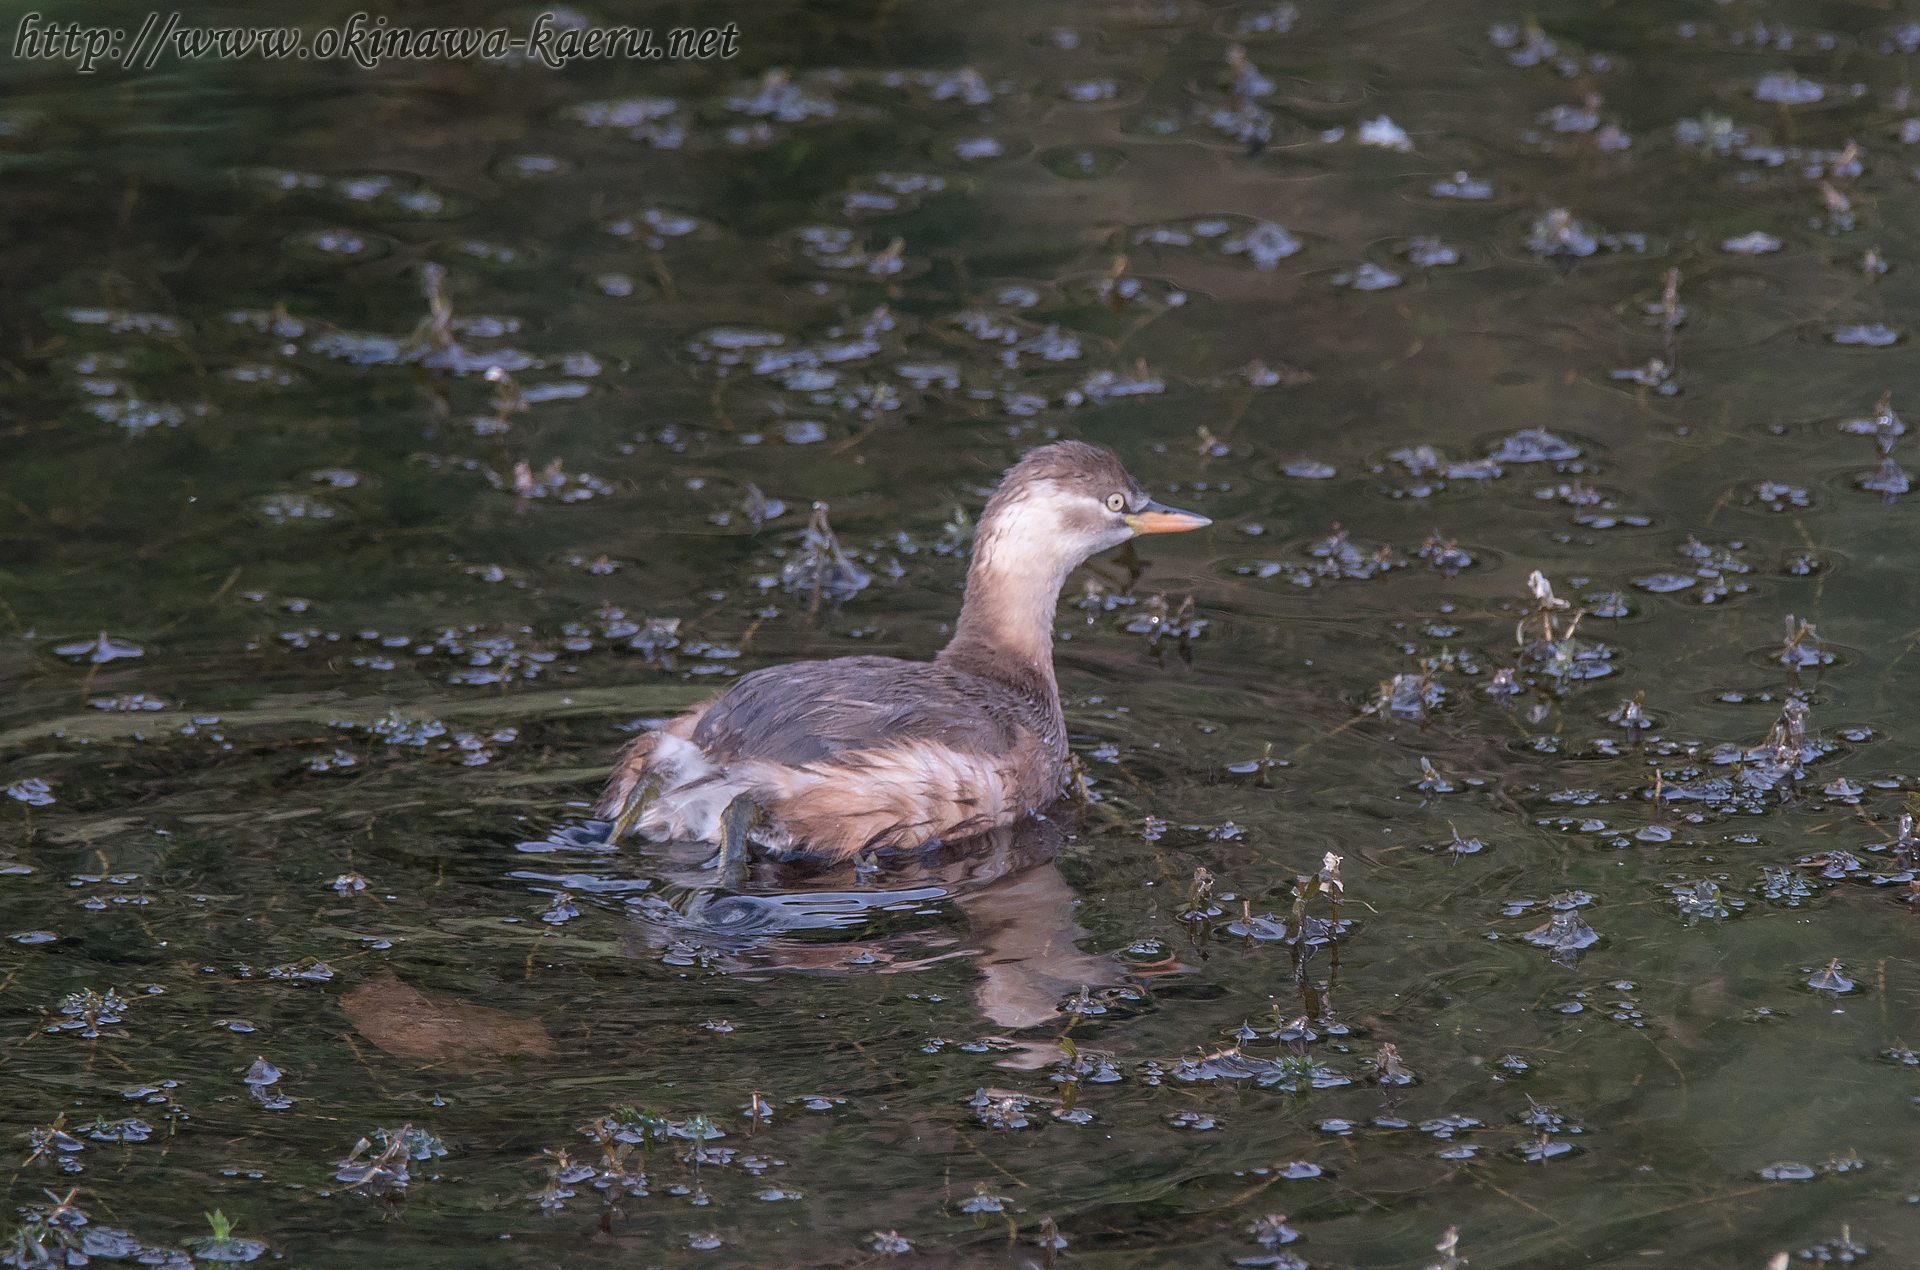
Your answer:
[944,484,1123,672]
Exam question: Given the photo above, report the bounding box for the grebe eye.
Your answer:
[1105,492,1126,513]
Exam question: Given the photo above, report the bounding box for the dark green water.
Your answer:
[4,1,1920,1265]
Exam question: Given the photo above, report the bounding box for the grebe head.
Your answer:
[944,441,1210,674]
[981,440,1211,562]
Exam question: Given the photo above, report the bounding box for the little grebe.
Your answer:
[596,441,1209,858]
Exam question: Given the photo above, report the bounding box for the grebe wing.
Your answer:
[691,656,1014,765]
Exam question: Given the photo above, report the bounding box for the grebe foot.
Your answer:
[610,772,665,841]
[703,793,762,870]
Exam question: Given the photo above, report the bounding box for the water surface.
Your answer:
[3,1,1920,1266]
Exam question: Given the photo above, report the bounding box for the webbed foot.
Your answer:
[609,772,664,841]
[703,793,762,871]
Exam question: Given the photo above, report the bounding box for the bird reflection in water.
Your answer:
[617,816,1185,1062]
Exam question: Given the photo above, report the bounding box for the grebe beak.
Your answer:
[1125,500,1211,534]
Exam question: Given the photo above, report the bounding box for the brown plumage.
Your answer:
[595,441,1208,858]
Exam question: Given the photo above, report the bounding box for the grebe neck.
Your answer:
[936,518,1071,699]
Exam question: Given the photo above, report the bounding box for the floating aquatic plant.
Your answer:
[781,502,870,611]
[50,988,128,1039]
[186,1211,264,1263]
[5,779,54,807]
[1805,958,1854,992]
[52,632,144,663]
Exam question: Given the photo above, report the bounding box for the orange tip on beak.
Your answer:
[1126,502,1211,534]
